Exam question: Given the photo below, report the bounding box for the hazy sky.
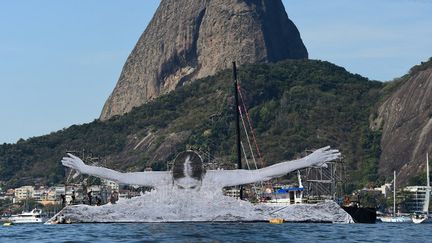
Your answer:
[1,0,431,144]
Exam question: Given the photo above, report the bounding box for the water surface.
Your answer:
[1,223,430,242]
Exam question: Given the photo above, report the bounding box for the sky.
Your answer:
[0,0,431,144]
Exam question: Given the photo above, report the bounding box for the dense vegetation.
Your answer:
[0,60,385,191]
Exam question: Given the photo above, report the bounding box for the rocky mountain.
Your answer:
[100,0,308,121]
[373,58,432,184]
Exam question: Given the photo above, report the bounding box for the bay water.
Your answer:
[1,222,430,242]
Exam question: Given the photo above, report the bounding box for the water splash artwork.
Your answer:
[49,189,352,223]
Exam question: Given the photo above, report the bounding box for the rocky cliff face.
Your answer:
[100,0,308,120]
[373,59,432,184]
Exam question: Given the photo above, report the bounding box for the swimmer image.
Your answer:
[61,146,340,192]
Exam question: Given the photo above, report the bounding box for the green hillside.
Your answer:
[0,60,385,190]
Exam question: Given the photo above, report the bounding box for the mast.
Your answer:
[393,170,396,217]
[426,153,430,215]
[233,61,243,200]
[427,153,430,188]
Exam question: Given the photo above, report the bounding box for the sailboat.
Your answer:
[379,171,412,223]
[412,153,431,224]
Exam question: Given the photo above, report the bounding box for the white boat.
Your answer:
[9,209,45,224]
[412,153,431,224]
[380,171,413,223]
[412,212,430,224]
[260,171,304,206]
[379,215,412,223]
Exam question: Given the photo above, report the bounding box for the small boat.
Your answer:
[260,171,304,206]
[379,171,412,223]
[412,153,431,224]
[9,209,45,224]
[379,215,412,223]
[412,212,430,224]
[269,218,284,224]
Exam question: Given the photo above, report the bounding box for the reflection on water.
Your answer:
[1,223,431,242]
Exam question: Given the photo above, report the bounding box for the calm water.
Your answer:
[1,223,431,242]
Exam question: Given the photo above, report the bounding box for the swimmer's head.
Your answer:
[172,151,205,190]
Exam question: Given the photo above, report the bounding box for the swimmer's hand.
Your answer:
[303,146,341,167]
[61,153,90,174]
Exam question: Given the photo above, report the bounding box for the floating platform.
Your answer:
[46,190,353,224]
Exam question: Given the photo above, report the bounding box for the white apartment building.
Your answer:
[374,183,392,198]
[14,186,35,201]
[403,186,431,213]
[101,179,119,191]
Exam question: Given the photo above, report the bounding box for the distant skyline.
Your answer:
[1,0,431,144]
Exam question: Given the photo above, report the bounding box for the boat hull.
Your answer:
[341,206,376,223]
[378,216,412,223]
[412,215,432,224]
[10,218,44,224]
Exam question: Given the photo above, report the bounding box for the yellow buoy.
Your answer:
[3,222,13,226]
[269,218,284,224]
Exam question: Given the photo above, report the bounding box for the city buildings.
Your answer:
[403,186,430,213]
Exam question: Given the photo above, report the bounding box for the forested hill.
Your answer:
[0,60,384,190]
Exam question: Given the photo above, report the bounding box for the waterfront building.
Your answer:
[4,189,15,200]
[101,179,119,191]
[374,183,392,198]
[44,186,66,202]
[32,189,43,201]
[403,186,431,213]
[14,186,35,201]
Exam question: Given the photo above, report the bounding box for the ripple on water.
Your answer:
[0,223,431,242]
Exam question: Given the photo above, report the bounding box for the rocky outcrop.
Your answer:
[373,59,432,184]
[100,0,308,120]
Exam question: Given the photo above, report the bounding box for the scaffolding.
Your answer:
[301,157,346,203]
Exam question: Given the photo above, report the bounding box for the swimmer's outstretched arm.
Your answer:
[206,146,340,187]
[61,153,170,187]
